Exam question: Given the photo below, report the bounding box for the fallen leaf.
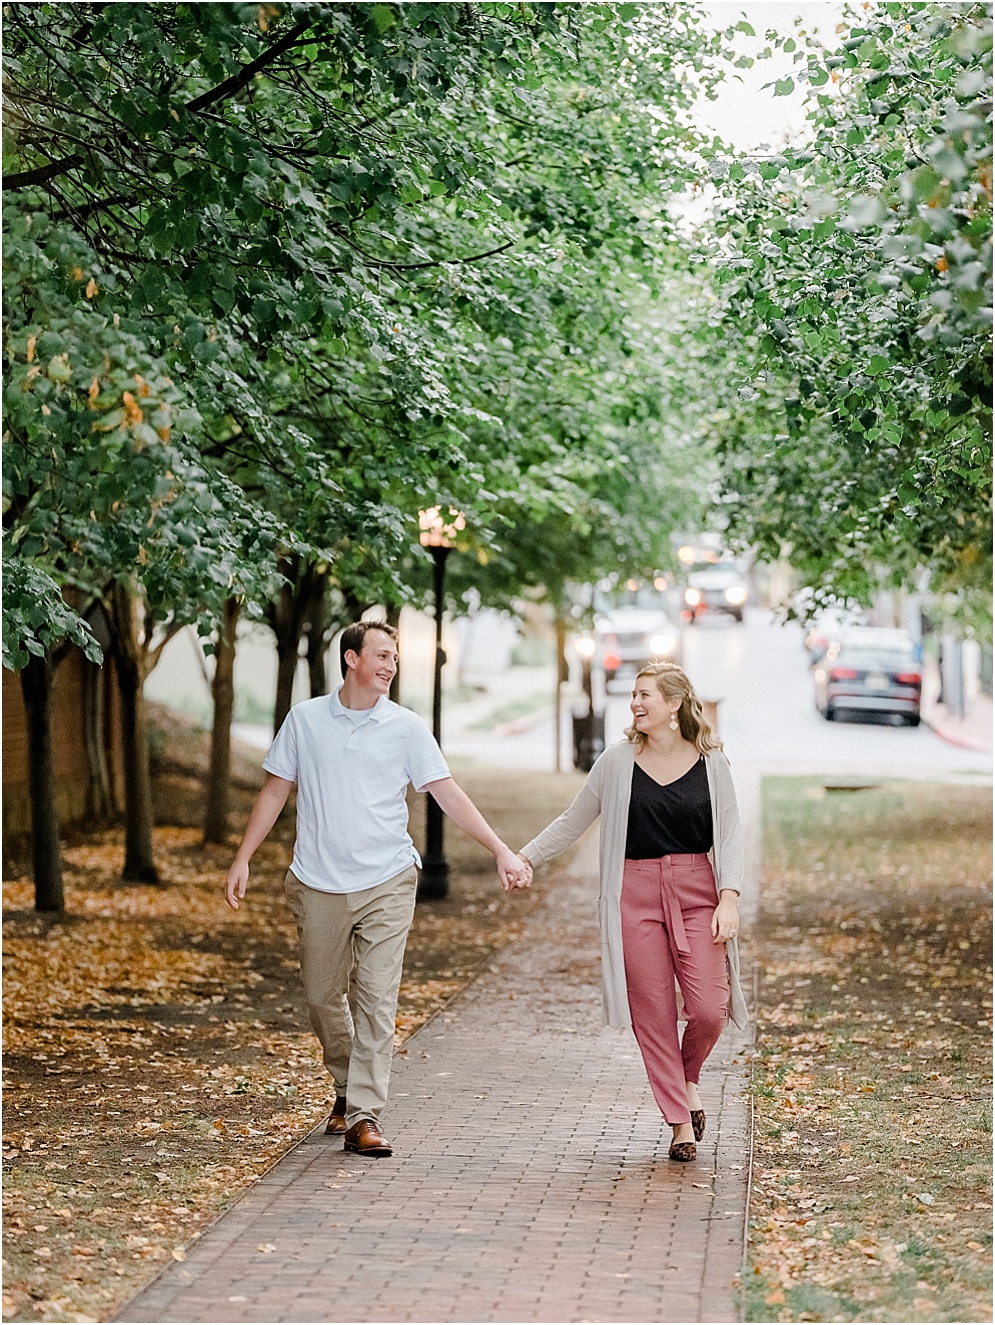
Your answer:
[256,1243,276,1254]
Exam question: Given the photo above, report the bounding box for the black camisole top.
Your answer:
[624,756,713,858]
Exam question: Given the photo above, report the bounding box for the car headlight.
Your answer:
[684,588,701,606]
[724,586,747,605]
[649,634,676,656]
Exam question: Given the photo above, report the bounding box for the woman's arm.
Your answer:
[519,782,602,866]
[711,754,745,894]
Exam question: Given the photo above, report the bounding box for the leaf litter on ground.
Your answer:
[2,721,583,1323]
[745,778,992,1324]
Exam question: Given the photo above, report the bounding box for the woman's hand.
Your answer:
[514,848,537,890]
[711,890,739,944]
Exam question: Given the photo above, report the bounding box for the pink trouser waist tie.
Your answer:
[623,853,713,959]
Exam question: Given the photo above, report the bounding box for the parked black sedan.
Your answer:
[813,627,922,726]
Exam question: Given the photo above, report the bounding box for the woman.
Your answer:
[517,661,748,1162]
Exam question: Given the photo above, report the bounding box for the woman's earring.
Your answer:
[669,711,679,731]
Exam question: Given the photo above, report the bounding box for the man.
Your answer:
[225,620,529,1157]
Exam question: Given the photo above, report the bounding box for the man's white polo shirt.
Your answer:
[262,689,450,893]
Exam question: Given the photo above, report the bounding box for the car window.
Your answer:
[837,649,916,668]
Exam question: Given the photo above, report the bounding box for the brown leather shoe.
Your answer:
[324,1096,348,1135]
[343,1118,392,1157]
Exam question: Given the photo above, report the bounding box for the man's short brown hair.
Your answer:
[338,620,397,679]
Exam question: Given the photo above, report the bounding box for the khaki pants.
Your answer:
[284,865,418,1126]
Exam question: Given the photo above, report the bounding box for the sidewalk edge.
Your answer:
[924,715,993,754]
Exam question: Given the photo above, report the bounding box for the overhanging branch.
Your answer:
[3,15,312,192]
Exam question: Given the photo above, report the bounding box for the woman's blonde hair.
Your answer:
[625,661,722,754]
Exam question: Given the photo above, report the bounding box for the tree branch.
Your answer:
[4,155,82,189]
[4,15,312,192]
[184,17,312,113]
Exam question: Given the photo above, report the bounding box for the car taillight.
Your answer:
[893,671,921,686]
[829,668,859,680]
[604,653,621,671]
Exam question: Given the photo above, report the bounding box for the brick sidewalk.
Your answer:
[118,833,752,1324]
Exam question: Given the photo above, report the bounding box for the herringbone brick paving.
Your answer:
[119,832,751,1323]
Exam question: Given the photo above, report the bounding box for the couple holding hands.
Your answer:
[226,621,747,1162]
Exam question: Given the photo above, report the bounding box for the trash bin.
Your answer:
[572,709,606,772]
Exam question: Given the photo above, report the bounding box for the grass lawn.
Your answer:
[745,778,992,1323]
[2,719,583,1324]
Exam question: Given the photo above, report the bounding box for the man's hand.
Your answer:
[496,845,531,892]
[226,858,250,911]
[711,890,739,944]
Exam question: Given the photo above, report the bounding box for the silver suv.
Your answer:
[594,581,681,687]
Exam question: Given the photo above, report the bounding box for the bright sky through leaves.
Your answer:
[698,1,846,149]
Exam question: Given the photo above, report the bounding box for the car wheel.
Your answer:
[905,713,921,728]
[733,610,744,623]
[824,703,836,722]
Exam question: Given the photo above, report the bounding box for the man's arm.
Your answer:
[225,773,294,910]
[424,777,531,891]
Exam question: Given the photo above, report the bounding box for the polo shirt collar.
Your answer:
[329,687,389,722]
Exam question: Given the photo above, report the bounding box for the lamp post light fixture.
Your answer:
[417,506,466,900]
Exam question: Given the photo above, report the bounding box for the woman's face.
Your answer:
[630,677,680,735]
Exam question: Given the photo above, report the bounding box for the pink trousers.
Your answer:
[620,854,729,1125]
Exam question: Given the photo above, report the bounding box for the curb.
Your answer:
[924,716,993,755]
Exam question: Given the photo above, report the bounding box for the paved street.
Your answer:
[118,831,751,1324]
[438,610,989,792]
[622,610,991,782]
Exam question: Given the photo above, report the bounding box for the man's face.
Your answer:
[347,630,398,696]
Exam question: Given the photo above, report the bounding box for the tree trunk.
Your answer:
[342,589,367,623]
[386,602,402,704]
[305,570,328,699]
[108,582,159,883]
[554,614,568,773]
[269,559,305,735]
[274,635,299,735]
[19,653,64,912]
[82,657,116,824]
[204,597,240,845]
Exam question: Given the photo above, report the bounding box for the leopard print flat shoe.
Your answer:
[690,1109,706,1142]
[668,1140,697,1162]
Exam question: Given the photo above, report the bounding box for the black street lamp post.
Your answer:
[417,507,465,900]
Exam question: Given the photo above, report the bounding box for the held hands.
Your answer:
[495,846,532,892]
[711,891,739,944]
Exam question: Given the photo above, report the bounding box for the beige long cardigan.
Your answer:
[521,740,750,1031]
